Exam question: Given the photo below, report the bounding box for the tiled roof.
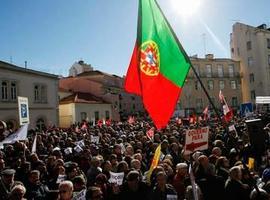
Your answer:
[60,92,110,104]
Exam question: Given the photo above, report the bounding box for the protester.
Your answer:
[0,113,269,200]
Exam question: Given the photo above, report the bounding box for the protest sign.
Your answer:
[108,172,124,186]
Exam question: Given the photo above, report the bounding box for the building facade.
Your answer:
[0,61,59,130]
[59,92,112,128]
[230,23,270,103]
[61,61,144,121]
[176,54,242,116]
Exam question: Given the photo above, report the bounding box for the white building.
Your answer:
[0,61,59,130]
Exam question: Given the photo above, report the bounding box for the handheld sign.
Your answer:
[18,96,29,126]
[184,127,209,154]
[108,172,124,186]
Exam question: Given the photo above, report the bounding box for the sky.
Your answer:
[0,0,269,77]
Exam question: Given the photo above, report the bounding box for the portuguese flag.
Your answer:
[124,0,191,129]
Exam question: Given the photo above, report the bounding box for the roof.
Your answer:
[190,57,239,63]
[0,60,58,79]
[77,70,121,78]
[60,92,110,104]
[59,77,102,94]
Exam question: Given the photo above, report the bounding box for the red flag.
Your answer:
[106,119,111,126]
[97,120,103,127]
[219,90,233,122]
[128,116,135,124]
[203,106,209,121]
[124,0,191,129]
[189,115,196,124]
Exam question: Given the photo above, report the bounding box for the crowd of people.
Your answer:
[0,114,270,200]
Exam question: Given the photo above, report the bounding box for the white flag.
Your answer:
[0,124,29,148]
[189,164,199,200]
[31,134,37,153]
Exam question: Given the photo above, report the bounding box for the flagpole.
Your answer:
[190,64,223,123]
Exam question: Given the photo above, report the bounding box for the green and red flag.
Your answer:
[124,0,191,129]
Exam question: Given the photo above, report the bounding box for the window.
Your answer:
[230,80,237,89]
[249,73,255,83]
[219,80,225,90]
[34,85,40,102]
[1,81,8,100]
[81,112,87,121]
[268,55,270,65]
[194,65,200,76]
[132,104,136,110]
[206,65,212,77]
[207,80,214,90]
[247,41,252,50]
[248,57,253,67]
[131,96,135,101]
[105,111,110,120]
[34,84,47,103]
[217,65,224,77]
[232,97,238,107]
[40,85,47,103]
[94,111,99,121]
[250,90,256,100]
[210,97,215,108]
[228,65,234,77]
[231,48,234,54]
[10,82,17,100]
[195,81,201,90]
[267,38,270,49]
[196,98,203,110]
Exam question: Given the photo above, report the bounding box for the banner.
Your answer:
[72,189,86,200]
[90,136,100,144]
[18,96,30,126]
[184,127,209,154]
[108,172,124,186]
[0,124,29,148]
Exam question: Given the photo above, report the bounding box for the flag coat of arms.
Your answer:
[124,0,191,129]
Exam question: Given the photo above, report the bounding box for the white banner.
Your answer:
[108,172,124,186]
[0,124,29,148]
[18,96,29,126]
[184,127,209,154]
[31,134,37,153]
[72,189,86,200]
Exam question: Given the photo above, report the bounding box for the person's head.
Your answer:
[0,158,5,170]
[130,159,141,171]
[86,186,103,200]
[216,156,230,169]
[72,176,86,192]
[9,184,26,200]
[212,147,222,157]
[229,166,242,181]
[250,188,269,200]
[127,171,140,191]
[28,170,40,185]
[1,169,15,186]
[176,163,188,177]
[59,180,73,200]
[91,157,101,168]
[117,161,128,173]
[262,168,270,183]
[156,171,167,188]
[198,155,209,168]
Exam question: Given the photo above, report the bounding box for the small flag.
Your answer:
[147,144,161,184]
[248,157,255,170]
[31,134,37,153]
[97,120,103,127]
[81,122,88,130]
[203,106,209,121]
[106,119,111,126]
[75,125,80,133]
[219,90,233,122]
[128,116,135,124]
[146,128,154,140]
